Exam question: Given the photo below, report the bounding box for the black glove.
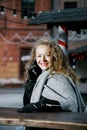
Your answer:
[28,60,42,81]
[17,108,24,113]
[17,105,32,113]
[17,97,46,113]
[17,103,36,113]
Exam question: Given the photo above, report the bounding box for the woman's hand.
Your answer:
[28,60,42,81]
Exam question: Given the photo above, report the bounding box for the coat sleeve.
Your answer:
[42,74,79,112]
[18,96,62,113]
[23,80,35,106]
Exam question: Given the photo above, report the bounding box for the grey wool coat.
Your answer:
[30,71,86,112]
[42,74,86,112]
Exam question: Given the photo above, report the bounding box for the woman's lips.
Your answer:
[40,62,48,66]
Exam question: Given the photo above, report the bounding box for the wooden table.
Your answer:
[0,107,87,130]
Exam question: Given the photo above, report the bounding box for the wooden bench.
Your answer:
[0,107,87,130]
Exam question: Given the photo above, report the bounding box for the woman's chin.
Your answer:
[41,67,49,71]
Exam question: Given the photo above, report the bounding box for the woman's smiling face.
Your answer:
[36,45,52,71]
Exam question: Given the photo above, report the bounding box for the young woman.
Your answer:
[18,38,86,113]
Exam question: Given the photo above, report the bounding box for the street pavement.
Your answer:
[0,87,25,130]
[0,87,24,108]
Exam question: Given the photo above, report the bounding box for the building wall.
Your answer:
[0,43,19,78]
[0,0,87,83]
[76,57,87,78]
[0,0,51,81]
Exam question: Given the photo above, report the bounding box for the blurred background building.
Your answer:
[0,0,87,87]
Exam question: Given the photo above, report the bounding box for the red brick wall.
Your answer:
[0,43,19,78]
[0,0,87,81]
[35,0,51,12]
[0,0,51,80]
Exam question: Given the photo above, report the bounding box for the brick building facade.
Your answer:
[0,0,87,86]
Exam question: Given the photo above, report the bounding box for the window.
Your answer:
[64,2,77,9]
[21,0,35,19]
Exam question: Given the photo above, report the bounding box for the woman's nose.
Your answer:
[41,56,46,61]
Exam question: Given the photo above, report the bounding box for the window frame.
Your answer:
[21,0,35,19]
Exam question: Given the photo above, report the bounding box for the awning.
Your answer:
[29,7,87,31]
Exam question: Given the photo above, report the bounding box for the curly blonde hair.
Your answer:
[25,38,78,84]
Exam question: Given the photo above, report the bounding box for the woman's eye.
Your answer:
[37,55,41,57]
[46,54,50,56]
